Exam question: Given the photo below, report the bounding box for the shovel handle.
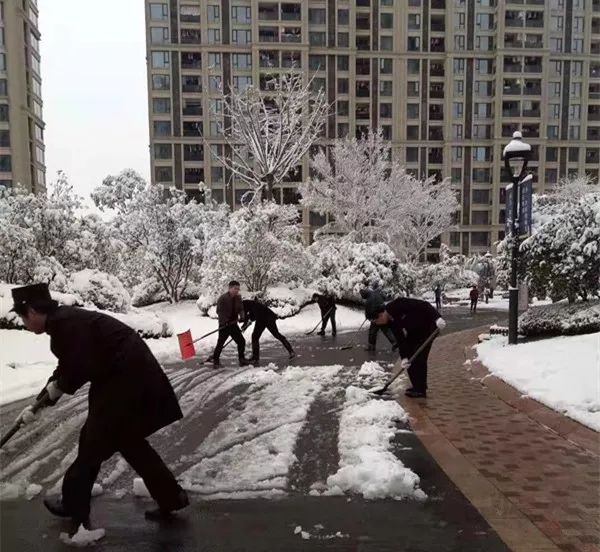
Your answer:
[192,323,234,343]
[0,391,50,449]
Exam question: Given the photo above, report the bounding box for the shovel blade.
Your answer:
[177,330,196,360]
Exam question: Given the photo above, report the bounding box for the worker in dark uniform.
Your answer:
[370,297,446,398]
[242,299,295,363]
[313,293,336,336]
[360,284,397,352]
[211,280,248,367]
[11,283,188,534]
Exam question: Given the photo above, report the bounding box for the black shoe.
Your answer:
[145,489,189,521]
[248,357,259,365]
[43,496,71,518]
[239,358,250,367]
[405,389,426,398]
[288,351,296,360]
[212,360,222,369]
[316,331,325,336]
[364,346,376,352]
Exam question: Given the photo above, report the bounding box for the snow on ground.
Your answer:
[59,525,106,546]
[179,364,343,499]
[323,382,426,501]
[0,300,365,406]
[477,333,600,431]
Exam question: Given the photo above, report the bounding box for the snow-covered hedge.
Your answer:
[311,240,416,301]
[262,285,316,318]
[102,308,172,339]
[68,269,131,313]
[519,300,600,337]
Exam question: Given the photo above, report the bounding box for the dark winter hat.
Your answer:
[10,283,58,313]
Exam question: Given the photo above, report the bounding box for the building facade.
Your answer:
[144,0,600,256]
[0,0,46,193]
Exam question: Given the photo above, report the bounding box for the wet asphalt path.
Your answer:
[0,307,508,551]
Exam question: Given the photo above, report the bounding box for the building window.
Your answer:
[0,130,10,147]
[337,78,349,94]
[208,4,220,22]
[408,37,421,51]
[183,121,203,136]
[183,99,202,116]
[407,126,419,140]
[337,100,349,116]
[154,144,172,160]
[471,232,490,247]
[472,211,490,225]
[155,166,173,183]
[338,9,349,25]
[454,80,464,96]
[406,148,419,162]
[452,124,463,139]
[545,168,558,183]
[454,35,465,50]
[380,81,392,96]
[309,32,326,46]
[452,102,463,118]
[380,103,392,118]
[569,126,581,140]
[152,74,170,90]
[208,53,221,68]
[232,53,252,69]
[451,147,463,161]
[150,3,168,20]
[207,28,221,43]
[381,13,393,28]
[380,58,392,74]
[407,81,420,96]
[153,121,171,136]
[337,56,349,71]
[381,36,393,50]
[408,14,421,30]
[407,59,420,75]
[34,124,43,141]
[407,104,419,119]
[152,98,171,114]
[572,39,584,53]
[453,59,465,74]
[151,51,170,69]
[571,82,582,98]
[337,123,349,137]
[184,144,204,161]
[151,27,169,44]
[233,75,252,91]
[182,75,202,93]
[0,155,12,172]
[184,168,203,184]
[180,5,200,22]
[0,79,7,96]
[232,29,251,44]
[309,8,326,24]
[232,5,251,23]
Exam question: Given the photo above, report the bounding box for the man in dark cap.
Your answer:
[241,299,295,363]
[370,297,446,398]
[11,283,188,533]
[360,284,397,352]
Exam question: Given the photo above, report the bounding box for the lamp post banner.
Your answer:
[519,178,533,237]
[505,184,514,236]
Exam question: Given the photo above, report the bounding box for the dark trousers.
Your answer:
[63,425,181,523]
[403,340,434,393]
[435,298,442,311]
[368,323,396,348]
[470,299,478,313]
[320,310,336,335]
[212,324,245,361]
[251,318,293,360]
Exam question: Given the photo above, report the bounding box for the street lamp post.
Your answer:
[502,131,531,345]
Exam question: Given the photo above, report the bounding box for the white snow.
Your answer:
[91,483,103,497]
[25,483,42,500]
[325,386,426,501]
[132,478,151,498]
[59,525,106,547]
[477,333,600,431]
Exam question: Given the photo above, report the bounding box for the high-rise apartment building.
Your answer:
[145,0,600,256]
[0,0,46,193]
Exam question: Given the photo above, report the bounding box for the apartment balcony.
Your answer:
[524,60,542,73]
[181,79,202,93]
[430,83,444,98]
[505,35,523,48]
[591,83,600,99]
[259,26,278,42]
[356,0,370,6]
[182,103,202,116]
[281,4,301,21]
[587,127,600,140]
[430,62,445,77]
[586,149,600,163]
[522,108,541,117]
[504,59,522,72]
[525,13,544,27]
[505,13,523,27]
[356,59,370,75]
[355,103,370,119]
[428,149,444,164]
[429,127,444,140]
[431,0,446,9]
[431,17,445,32]
[258,3,278,20]
[181,29,201,44]
[503,79,521,94]
[591,64,600,79]
[593,42,600,55]
[589,106,600,121]
[430,38,445,52]
[356,36,370,50]
[260,50,279,68]
[524,36,543,48]
[522,123,540,138]
[181,53,201,69]
[281,27,301,42]
[356,81,370,97]
[592,19,600,34]
[594,0,600,12]
[524,80,542,95]
[429,105,444,120]
[503,108,520,117]
[356,14,370,30]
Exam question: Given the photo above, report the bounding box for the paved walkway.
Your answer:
[401,327,600,552]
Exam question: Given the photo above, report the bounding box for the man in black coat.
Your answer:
[210,280,248,367]
[11,284,188,532]
[360,285,397,352]
[313,293,336,336]
[370,297,446,398]
[242,299,295,363]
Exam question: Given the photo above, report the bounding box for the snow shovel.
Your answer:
[0,391,50,448]
[372,328,440,396]
[305,307,333,336]
[177,324,232,360]
[340,318,369,350]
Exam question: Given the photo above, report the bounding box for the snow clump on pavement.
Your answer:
[59,525,106,547]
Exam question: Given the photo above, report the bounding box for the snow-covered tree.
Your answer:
[201,201,312,296]
[310,239,416,300]
[299,129,458,262]
[68,269,131,313]
[214,71,329,202]
[416,244,478,293]
[519,192,600,303]
[467,252,497,295]
[93,170,228,303]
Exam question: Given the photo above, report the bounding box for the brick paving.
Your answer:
[401,327,600,552]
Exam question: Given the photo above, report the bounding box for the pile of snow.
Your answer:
[133,478,151,498]
[107,308,172,339]
[179,365,343,499]
[293,525,349,541]
[477,333,600,431]
[519,301,600,337]
[68,269,131,313]
[324,386,426,501]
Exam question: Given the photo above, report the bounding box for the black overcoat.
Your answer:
[386,298,440,353]
[242,300,276,323]
[42,306,182,457]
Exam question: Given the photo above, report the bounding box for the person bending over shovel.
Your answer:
[242,299,295,364]
[313,293,337,337]
[370,298,446,398]
[11,283,188,536]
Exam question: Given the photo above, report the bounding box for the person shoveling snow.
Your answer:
[7,283,189,539]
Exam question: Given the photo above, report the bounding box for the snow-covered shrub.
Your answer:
[311,239,416,301]
[106,308,172,339]
[68,269,131,313]
[31,257,69,292]
[416,246,478,294]
[519,300,600,337]
[466,252,497,295]
[201,201,313,296]
[262,285,316,318]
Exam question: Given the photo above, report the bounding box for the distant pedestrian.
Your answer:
[469,286,479,313]
[242,299,295,363]
[313,293,337,336]
[484,287,490,304]
[370,297,446,398]
[434,285,443,311]
[211,281,248,367]
[360,285,397,352]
